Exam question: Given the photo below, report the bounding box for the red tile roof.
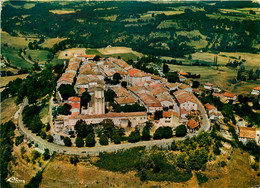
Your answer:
[180,108,189,115]
[173,90,196,104]
[205,103,216,111]
[187,119,199,129]
[163,111,180,118]
[69,112,147,119]
[179,72,188,76]
[223,92,235,98]
[253,87,260,91]
[68,97,81,102]
[69,102,80,109]
[192,89,200,93]
[140,94,162,107]
[128,68,147,77]
[115,96,138,105]
[239,127,256,139]
[204,83,213,86]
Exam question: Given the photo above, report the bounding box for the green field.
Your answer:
[26,50,49,64]
[1,46,32,68]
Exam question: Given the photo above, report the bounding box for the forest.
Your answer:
[2,1,260,58]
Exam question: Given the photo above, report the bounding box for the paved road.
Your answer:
[18,97,210,156]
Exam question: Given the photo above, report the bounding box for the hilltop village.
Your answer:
[51,53,260,146]
[54,54,207,138]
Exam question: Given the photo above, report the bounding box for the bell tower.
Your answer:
[94,85,105,115]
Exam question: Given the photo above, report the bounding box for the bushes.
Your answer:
[70,156,79,166]
[175,125,187,137]
[153,126,173,140]
[24,170,44,188]
[196,173,208,185]
[15,135,24,146]
[95,147,145,173]
[43,149,50,161]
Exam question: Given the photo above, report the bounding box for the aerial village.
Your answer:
[53,54,260,146]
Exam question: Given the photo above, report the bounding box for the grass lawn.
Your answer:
[1,46,32,68]
[0,74,28,87]
[26,50,49,64]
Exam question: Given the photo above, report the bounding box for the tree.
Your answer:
[40,131,47,139]
[85,133,96,147]
[154,111,163,120]
[47,135,53,142]
[163,63,170,74]
[99,134,109,145]
[113,73,122,82]
[166,72,179,83]
[57,103,72,115]
[81,91,91,108]
[153,127,164,140]
[175,125,187,137]
[75,137,84,147]
[248,69,254,80]
[112,133,121,144]
[142,123,151,141]
[104,89,116,102]
[121,81,127,88]
[43,149,50,161]
[102,119,116,138]
[237,68,242,80]
[192,81,200,88]
[46,123,50,131]
[64,137,72,146]
[58,84,76,100]
[93,55,101,62]
[128,129,141,143]
[75,120,94,138]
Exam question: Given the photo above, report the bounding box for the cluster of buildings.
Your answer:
[54,54,204,135]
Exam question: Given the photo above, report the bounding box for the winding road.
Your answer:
[18,96,210,156]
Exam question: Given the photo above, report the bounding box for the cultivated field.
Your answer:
[58,47,143,61]
[40,37,66,48]
[58,48,86,59]
[190,52,260,68]
[1,31,39,48]
[0,74,28,87]
[49,9,76,14]
[169,64,259,95]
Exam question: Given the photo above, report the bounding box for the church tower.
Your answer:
[94,85,105,115]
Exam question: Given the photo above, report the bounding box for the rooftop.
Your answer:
[239,127,256,139]
[205,103,216,111]
[115,96,137,105]
[187,119,199,129]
